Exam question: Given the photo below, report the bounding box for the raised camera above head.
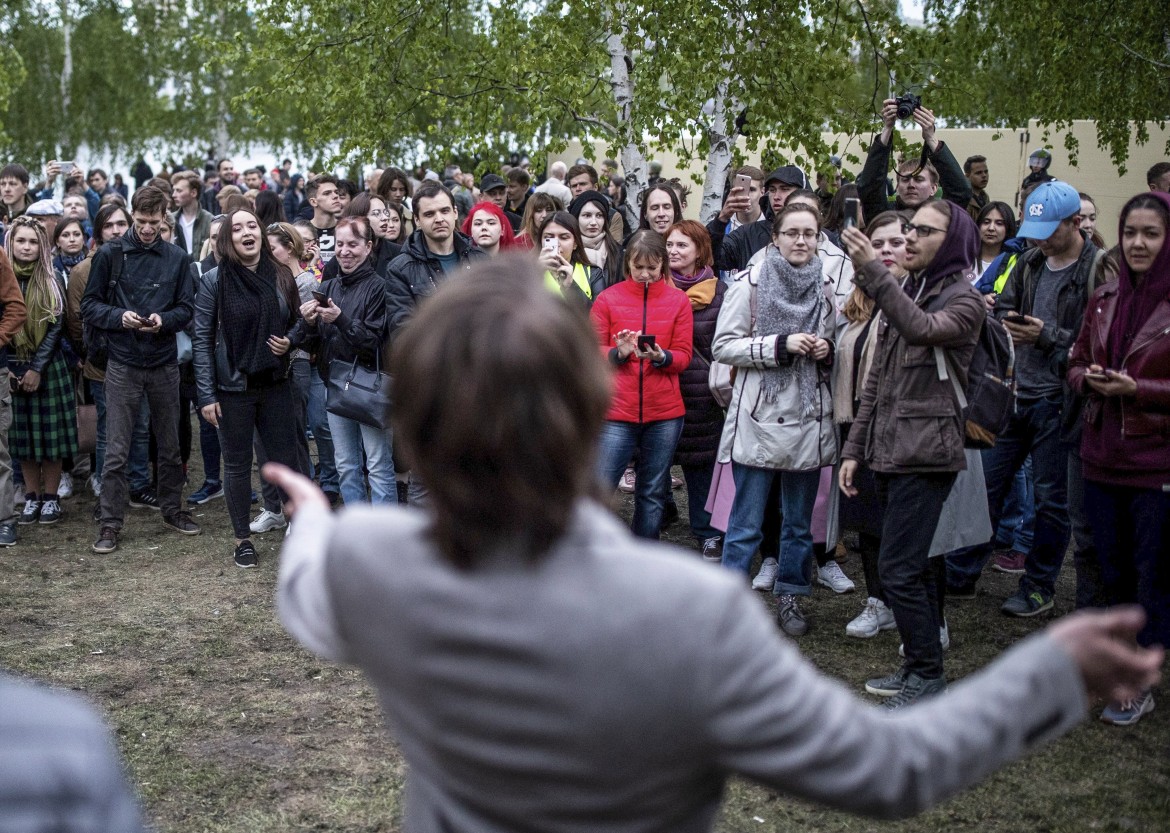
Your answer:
[895,92,922,120]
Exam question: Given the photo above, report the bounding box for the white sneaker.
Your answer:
[249,509,288,534]
[618,467,636,494]
[751,557,779,590]
[845,597,897,638]
[88,474,102,497]
[58,472,73,499]
[817,560,856,594]
[899,620,951,657]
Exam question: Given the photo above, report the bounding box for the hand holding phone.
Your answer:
[636,334,656,352]
[1083,371,1109,382]
[734,174,753,195]
[59,161,76,177]
[1003,313,1030,326]
[311,290,328,306]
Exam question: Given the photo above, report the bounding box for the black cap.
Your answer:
[479,173,506,192]
[764,165,809,189]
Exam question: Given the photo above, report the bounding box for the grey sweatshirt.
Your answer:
[279,500,1086,833]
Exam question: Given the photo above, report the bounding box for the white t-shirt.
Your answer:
[179,213,197,256]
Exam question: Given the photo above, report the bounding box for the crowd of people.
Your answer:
[0,99,1167,732]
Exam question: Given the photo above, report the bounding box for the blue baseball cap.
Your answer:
[1018,180,1081,241]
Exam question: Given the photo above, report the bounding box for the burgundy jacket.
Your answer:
[1068,281,1170,488]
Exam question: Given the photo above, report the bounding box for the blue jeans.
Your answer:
[681,462,720,543]
[597,418,684,539]
[327,412,395,505]
[721,464,819,596]
[946,395,1069,597]
[994,456,1035,553]
[308,372,338,493]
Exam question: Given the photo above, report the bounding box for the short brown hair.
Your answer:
[734,165,764,183]
[171,170,202,197]
[566,164,598,186]
[896,156,939,185]
[306,173,339,201]
[665,220,713,270]
[390,256,610,568]
[131,186,169,216]
[506,168,531,186]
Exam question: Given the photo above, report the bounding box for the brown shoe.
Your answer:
[162,511,201,536]
[93,526,118,554]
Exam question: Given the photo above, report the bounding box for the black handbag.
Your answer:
[325,354,392,430]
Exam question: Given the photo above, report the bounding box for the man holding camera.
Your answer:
[856,98,972,225]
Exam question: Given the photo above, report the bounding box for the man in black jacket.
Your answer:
[856,98,971,226]
[81,186,200,554]
[713,166,806,273]
[385,181,489,338]
[385,181,488,508]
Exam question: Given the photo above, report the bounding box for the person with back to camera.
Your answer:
[264,254,1160,833]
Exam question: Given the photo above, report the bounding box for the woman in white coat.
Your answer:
[713,203,838,637]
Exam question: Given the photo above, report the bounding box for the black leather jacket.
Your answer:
[192,267,296,407]
[13,272,67,375]
[289,260,387,383]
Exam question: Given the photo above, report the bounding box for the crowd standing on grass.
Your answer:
[0,102,1165,768]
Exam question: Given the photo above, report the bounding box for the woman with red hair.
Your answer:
[666,220,726,557]
[460,202,515,256]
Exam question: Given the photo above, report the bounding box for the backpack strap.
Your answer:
[934,346,968,409]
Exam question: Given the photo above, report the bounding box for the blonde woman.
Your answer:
[4,217,76,524]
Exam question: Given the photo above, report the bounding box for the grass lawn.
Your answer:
[1,452,1167,832]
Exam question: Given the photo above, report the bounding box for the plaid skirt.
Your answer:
[11,354,79,461]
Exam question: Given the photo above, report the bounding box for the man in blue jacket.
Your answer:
[81,186,201,554]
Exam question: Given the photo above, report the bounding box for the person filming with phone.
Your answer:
[591,230,693,539]
[838,199,984,706]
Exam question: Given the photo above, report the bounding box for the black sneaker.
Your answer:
[865,664,909,697]
[18,496,40,525]
[93,526,119,554]
[129,489,160,510]
[882,672,947,710]
[162,511,202,535]
[234,540,258,569]
[0,522,17,547]
[38,499,62,524]
[1001,588,1054,618]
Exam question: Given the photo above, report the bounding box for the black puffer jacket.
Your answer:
[289,260,386,383]
[192,266,298,408]
[80,230,194,368]
[673,278,728,467]
[385,230,488,336]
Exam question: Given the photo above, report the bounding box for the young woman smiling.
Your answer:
[193,208,303,568]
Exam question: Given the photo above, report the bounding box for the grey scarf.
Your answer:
[754,246,824,417]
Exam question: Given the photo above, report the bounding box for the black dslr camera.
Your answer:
[895,92,922,120]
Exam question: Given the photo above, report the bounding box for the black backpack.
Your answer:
[935,313,1016,448]
[83,238,126,371]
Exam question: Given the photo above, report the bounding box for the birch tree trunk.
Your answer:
[699,75,740,224]
[604,4,647,213]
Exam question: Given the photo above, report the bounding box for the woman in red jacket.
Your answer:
[1067,190,1170,726]
[591,231,694,538]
